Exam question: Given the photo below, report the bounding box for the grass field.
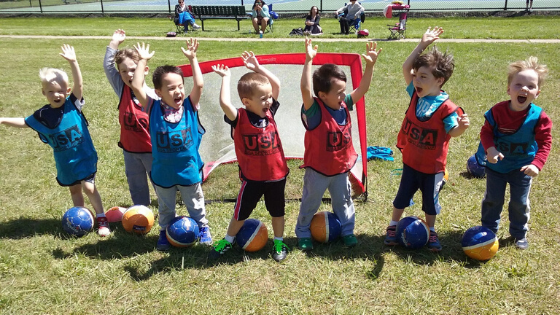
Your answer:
[0,17,559,314]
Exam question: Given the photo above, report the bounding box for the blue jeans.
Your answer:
[481,167,532,239]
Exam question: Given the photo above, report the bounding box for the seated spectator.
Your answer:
[251,0,270,33]
[335,0,364,35]
[174,0,200,32]
[304,6,322,35]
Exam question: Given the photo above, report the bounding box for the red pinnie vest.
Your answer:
[396,92,461,174]
[233,108,288,182]
[118,86,152,153]
[301,98,357,176]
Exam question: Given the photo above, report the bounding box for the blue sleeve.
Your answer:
[443,112,459,134]
[406,81,415,98]
[261,5,270,18]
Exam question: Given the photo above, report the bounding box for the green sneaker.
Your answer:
[271,239,289,262]
[342,234,358,248]
[209,238,233,260]
[298,237,313,251]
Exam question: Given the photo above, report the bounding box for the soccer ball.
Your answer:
[310,211,342,243]
[62,206,94,237]
[236,219,268,252]
[462,226,499,261]
[166,216,199,247]
[466,154,486,178]
[105,206,126,223]
[396,216,430,249]
[122,205,154,235]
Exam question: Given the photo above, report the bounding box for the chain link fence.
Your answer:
[0,0,558,14]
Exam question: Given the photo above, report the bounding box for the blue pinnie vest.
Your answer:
[149,97,205,187]
[24,95,98,186]
[475,103,541,173]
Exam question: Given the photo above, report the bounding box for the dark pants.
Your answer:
[339,17,356,34]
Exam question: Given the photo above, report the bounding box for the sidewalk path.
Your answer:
[1,35,560,43]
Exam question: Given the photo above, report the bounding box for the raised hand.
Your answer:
[362,41,382,66]
[133,42,154,60]
[59,44,77,62]
[112,29,126,45]
[181,38,198,59]
[305,37,318,61]
[212,64,231,78]
[421,27,444,45]
[242,51,260,71]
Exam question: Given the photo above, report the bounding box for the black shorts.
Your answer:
[233,178,286,220]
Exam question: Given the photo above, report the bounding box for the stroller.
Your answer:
[384,1,410,40]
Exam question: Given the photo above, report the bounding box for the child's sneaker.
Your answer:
[271,239,289,262]
[298,237,313,251]
[198,226,212,245]
[428,231,442,252]
[514,237,529,250]
[209,238,233,260]
[96,216,111,237]
[192,23,201,30]
[342,234,358,247]
[384,225,398,246]
[156,230,170,251]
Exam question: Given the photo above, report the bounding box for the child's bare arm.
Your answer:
[212,64,237,122]
[351,42,382,104]
[448,113,469,137]
[403,27,443,85]
[242,51,281,100]
[60,45,83,101]
[132,42,154,110]
[0,118,28,128]
[109,29,126,50]
[301,38,317,111]
[181,38,203,108]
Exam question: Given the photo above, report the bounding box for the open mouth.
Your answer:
[174,97,183,105]
[517,96,527,104]
[416,87,423,95]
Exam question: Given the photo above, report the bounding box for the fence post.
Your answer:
[39,0,43,13]
[168,0,171,14]
[100,0,104,14]
[320,0,323,12]
[504,0,508,10]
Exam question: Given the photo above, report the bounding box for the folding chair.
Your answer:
[174,5,196,34]
[266,3,278,33]
[386,3,409,40]
[337,2,365,34]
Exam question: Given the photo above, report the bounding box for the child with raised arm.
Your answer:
[384,27,469,252]
[0,45,110,237]
[296,38,381,251]
[209,51,290,262]
[103,29,158,207]
[476,57,551,250]
[130,40,211,251]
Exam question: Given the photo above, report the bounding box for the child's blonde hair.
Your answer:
[115,48,140,66]
[39,67,68,85]
[508,56,548,87]
[237,72,270,100]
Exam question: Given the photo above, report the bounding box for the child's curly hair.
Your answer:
[508,56,548,87]
[114,48,140,66]
[237,72,270,100]
[413,46,454,87]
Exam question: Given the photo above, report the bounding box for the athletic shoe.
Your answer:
[192,23,201,30]
[198,226,212,245]
[514,237,529,250]
[298,237,313,251]
[342,234,358,247]
[271,239,289,262]
[156,230,170,251]
[428,231,442,252]
[384,225,398,246]
[209,238,233,260]
[96,216,110,237]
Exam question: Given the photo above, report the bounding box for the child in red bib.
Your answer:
[296,38,382,251]
[385,27,469,252]
[210,52,289,262]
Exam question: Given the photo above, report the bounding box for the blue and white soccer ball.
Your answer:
[396,216,430,249]
[62,206,94,237]
[166,216,200,248]
[466,154,486,178]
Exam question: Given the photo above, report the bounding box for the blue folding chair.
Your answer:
[267,3,278,33]
[337,2,365,33]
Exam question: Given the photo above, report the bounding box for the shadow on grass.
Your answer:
[0,217,61,239]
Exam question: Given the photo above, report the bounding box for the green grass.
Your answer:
[1,17,560,314]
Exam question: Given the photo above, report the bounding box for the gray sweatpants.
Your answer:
[295,168,355,238]
[123,150,154,206]
[154,182,209,231]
